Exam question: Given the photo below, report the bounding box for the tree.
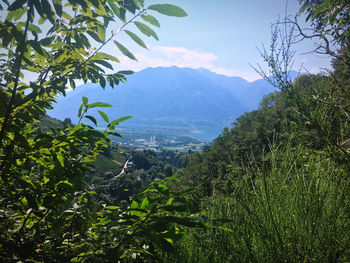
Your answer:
[63,117,72,125]
[165,2,350,261]
[0,1,209,261]
[299,0,350,45]
[252,0,350,165]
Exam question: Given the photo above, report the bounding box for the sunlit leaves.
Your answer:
[0,0,190,260]
[93,52,120,63]
[87,102,113,109]
[85,115,97,126]
[108,116,133,128]
[7,0,27,11]
[148,4,187,17]
[82,96,88,106]
[6,6,27,21]
[125,30,147,48]
[97,25,105,42]
[87,30,104,43]
[107,0,120,16]
[117,70,133,75]
[93,60,114,70]
[134,21,159,40]
[53,0,62,17]
[98,110,109,123]
[114,40,137,61]
[61,11,72,20]
[141,14,160,27]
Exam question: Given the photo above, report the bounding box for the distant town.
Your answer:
[112,134,206,152]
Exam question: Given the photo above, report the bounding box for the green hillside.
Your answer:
[1,0,349,262]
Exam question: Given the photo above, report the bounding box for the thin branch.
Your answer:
[29,208,51,231]
[60,8,147,81]
[18,209,33,234]
[0,0,34,145]
[8,8,147,119]
[287,17,343,60]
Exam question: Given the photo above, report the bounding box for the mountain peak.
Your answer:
[48,67,274,140]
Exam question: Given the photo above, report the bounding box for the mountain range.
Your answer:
[48,66,277,141]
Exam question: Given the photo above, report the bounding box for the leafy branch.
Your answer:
[0,0,34,145]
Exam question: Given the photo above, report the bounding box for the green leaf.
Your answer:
[94,60,114,70]
[28,24,42,34]
[53,0,62,17]
[8,0,26,11]
[148,4,187,17]
[99,76,106,88]
[109,116,132,127]
[57,153,65,167]
[87,102,113,109]
[41,0,55,23]
[107,0,120,16]
[98,110,109,123]
[78,104,84,117]
[33,0,44,20]
[155,183,168,193]
[87,30,104,43]
[6,6,27,21]
[85,115,97,126]
[108,131,122,137]
[131,200,139,209]
[82,96,88,106]
[141,14,160,28]
[99,219,112,225]
[104,206,119,210]
[56,179,73,187]
[140,197,149,209]
[117,70,134,75]
[38,16,47,25]
[97,25,105,42]
[134,21,159,40]
[69,78,76,89]
[62,12,72,20]
[94,52,120,63]
[125,30,147,48]
[114,41,137,61]
[28,40,48,57]
[40,37,53,46]
[21,197,28,206]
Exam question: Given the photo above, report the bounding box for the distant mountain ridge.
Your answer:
[48,66,278,140]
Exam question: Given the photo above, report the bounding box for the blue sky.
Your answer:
[109,0,332,81]
[1,0,331,83]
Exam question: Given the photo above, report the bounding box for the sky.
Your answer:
[0,0,332,83]
[105,0,332,82]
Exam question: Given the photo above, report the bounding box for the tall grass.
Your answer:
[161,145,350,262]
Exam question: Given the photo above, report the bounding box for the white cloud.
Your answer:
[117,45,261,81]
[308,67,323,74]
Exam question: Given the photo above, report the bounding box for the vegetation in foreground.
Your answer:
[0,1,207,262]
[159,1,350,261]
[0,0,349,262]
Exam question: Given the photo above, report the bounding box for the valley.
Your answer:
[48,66,278,141]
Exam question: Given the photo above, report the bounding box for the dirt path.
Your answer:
[113,158,130,179]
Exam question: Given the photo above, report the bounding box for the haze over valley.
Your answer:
[48,66,277,141]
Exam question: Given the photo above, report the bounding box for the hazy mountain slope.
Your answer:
[48,67,275,140]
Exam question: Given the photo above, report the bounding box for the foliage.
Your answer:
[85,145,194,210]
[0,0,205,261]
[63,178,207,262]
[161,0,350,261]
[163,145,350,262]
[299,0,350,44]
